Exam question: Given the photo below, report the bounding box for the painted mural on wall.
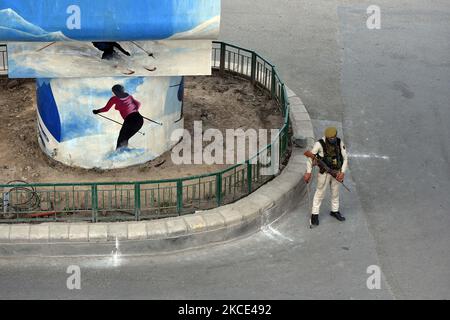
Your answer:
[2,0,221,78]
[0,0,221,41]
[7,40,212,78]
[37,76,185,169]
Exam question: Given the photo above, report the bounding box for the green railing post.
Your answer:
[283,122,289,156]
[250,52,257,85]
[247,160,252,194]
[271,66,276,99]
[134,183,141,221]
[280,129,285,164]
[219,42,226,75]
[216,173,222,206]
[176,180,183,215]
[91,184,98,223]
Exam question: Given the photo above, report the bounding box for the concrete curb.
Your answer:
[0,87,315,256]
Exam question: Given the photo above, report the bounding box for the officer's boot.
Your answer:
[310,214,319,227]
[330,211,346,222]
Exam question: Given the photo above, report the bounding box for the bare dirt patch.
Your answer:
[0,71,284,184]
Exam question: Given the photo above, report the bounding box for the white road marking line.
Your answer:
[349,153,390,160]
[110,237,122,267]
[261,225,294,242]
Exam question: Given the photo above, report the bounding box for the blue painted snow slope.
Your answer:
[36,79,62,142]
[0,0,220,41]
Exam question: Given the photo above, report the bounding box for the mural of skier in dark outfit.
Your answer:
[93,85,144,150]
[92,42,131,60]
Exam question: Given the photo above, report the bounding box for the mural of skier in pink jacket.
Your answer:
[93,84,144,150]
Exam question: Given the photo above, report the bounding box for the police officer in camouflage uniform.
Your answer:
[303,127,349,227]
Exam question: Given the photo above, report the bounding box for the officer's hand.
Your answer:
[125,51,131,56]
[303,173,312,184]
[336,172,345,183]
[93,109,100,115]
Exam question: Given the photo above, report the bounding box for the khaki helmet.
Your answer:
[325,127,338,138]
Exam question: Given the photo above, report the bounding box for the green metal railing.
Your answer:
[0,41,291,223]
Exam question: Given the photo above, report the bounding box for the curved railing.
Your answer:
[0,41,291,223]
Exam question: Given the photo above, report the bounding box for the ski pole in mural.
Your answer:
[95,114,147,137]
[0,0,221,169]
[130,41,156,58]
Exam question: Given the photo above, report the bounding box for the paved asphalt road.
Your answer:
[0,0,449,299]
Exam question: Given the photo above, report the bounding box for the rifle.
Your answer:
[304,150,351,192]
